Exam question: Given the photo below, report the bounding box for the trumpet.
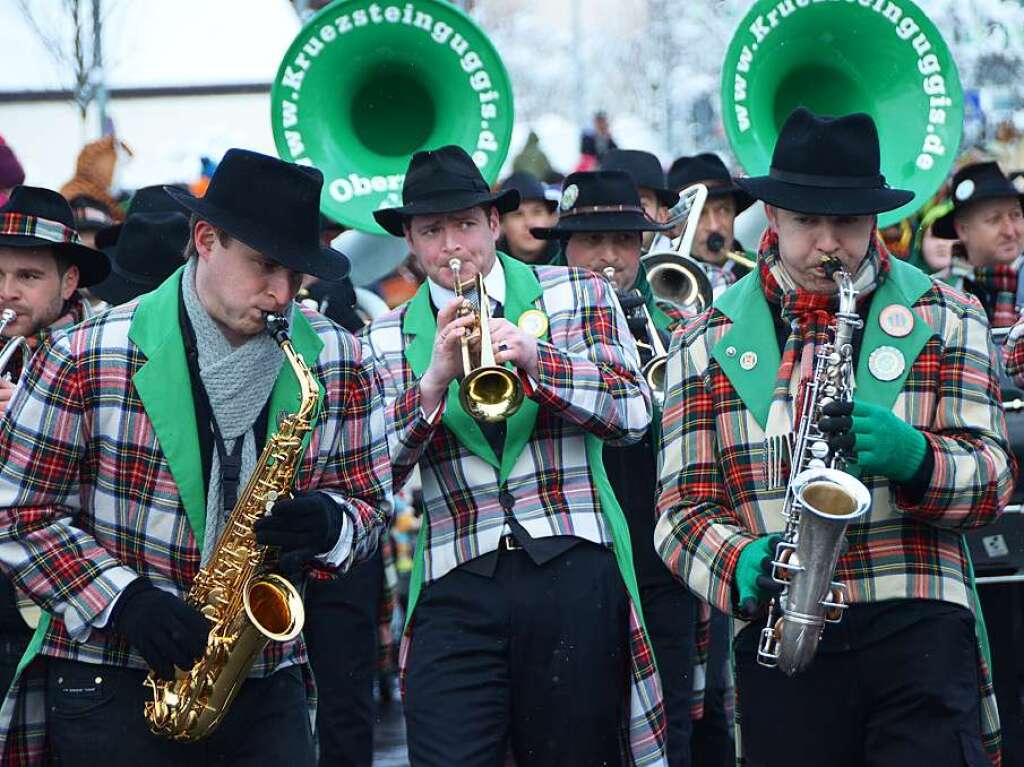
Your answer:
[0,309,30,384]
[602,267,669,406]
[449,259,524,422]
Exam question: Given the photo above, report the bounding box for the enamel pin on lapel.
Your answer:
[879,304,914,338]
[868,346,905,381]
[517,309,549,338]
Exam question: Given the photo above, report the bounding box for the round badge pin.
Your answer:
[739,351,758,371]
[868,346,905,382]
[560,184,579,212]
[955,179,975,202]
[518,309,549,338]
[878,304,914,338]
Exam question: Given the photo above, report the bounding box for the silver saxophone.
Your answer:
[756,257,872,675]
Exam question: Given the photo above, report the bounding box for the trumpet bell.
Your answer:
[721,0,962,228]
[459,366,524,422]
[642,355,667,406]
[642,252,713,315]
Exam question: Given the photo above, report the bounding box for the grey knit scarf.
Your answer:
[181,258,286,565]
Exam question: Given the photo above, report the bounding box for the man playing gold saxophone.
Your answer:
[656,108,1014,766]
[0,149,394,766]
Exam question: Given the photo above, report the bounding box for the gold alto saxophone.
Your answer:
[144,312,316,740]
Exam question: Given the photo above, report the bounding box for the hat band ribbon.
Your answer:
[0,212,83,246]
[769,168,886,190]
[560,204,646,218]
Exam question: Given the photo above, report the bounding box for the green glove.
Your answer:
[819,399,928,482]
[734,534,782,617]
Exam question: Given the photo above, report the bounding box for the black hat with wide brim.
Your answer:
[601,149,679,208]
[92,212,190,305]
[373,145,519,237]
[165,148,349,282]
[499,171,557,212]
[530,170,672,239]
[0,185,111,286]
[932,161,1024,239]
[736,108,914,216]
[668,153,756,213]
[95,184,190,249]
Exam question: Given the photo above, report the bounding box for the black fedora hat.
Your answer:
[374,145,519,238]
[668,153,756,214]
[530,170,671,240]
[0,185,110,286]
[601,149,679,208]
[165,149,349,282]
[736,108,914,216]
[932,161,1024,239]
[92,212,190,305]
[95,185,189,249]
[498,171,557,212]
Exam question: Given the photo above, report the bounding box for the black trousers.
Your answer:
[46,659,315,766]
[641,581,696,767]
[304,550,384,767]
[734,607,989,767]
[690,609,735,767]
[404,543,629,767]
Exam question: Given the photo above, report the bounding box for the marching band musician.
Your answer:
[667,153,757,295]
[0,149,393,766]
[601,149,679,253]
[0,187,111,705]
[931,161,1024,331]
[531,168,698,767]
[361,145,667,767]
[656,108,1013,766]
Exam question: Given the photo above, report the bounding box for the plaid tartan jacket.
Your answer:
[362,256,669,766]
[0,268,393,765]
[655,259,1014,764]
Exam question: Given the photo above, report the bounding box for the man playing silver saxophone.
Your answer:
[0,149,393,766]
[656,108,1014,767]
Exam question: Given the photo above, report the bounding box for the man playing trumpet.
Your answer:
[363,145,666,766]
[656,108,1013,766]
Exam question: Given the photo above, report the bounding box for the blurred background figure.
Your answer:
[496,171,559,264]
[577,110,617,170]
[0,136,25,208]
[511,130,554,182]
[58,135,132,228]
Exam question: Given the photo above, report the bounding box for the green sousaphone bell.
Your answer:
[271,0,515,235]
[721,0,963,227]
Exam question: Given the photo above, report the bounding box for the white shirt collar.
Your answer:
[427,255,506,310]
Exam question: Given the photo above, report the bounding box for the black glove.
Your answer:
[254,491,344,575]
[111,578,210,681]
[817,400,856,456]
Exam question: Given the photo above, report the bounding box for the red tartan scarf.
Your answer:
[758,227,890,427]
[971,264,1018,329]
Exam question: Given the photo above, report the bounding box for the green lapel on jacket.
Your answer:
[403,252,545,482]
[854,257,934,410]
[129,266,207,547]
[128,267,327,550]
[710,271,780,429]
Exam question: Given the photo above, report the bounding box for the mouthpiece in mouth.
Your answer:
[706,233,725,253]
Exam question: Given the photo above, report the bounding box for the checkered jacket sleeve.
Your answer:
[312,328,394,572]
[1004,318,1024,387]
[0,334,137,640]
[654,317,757,615]
[522,271,651,446]
[891,288,1013,529]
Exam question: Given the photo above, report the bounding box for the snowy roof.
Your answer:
[0,0,301,92]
